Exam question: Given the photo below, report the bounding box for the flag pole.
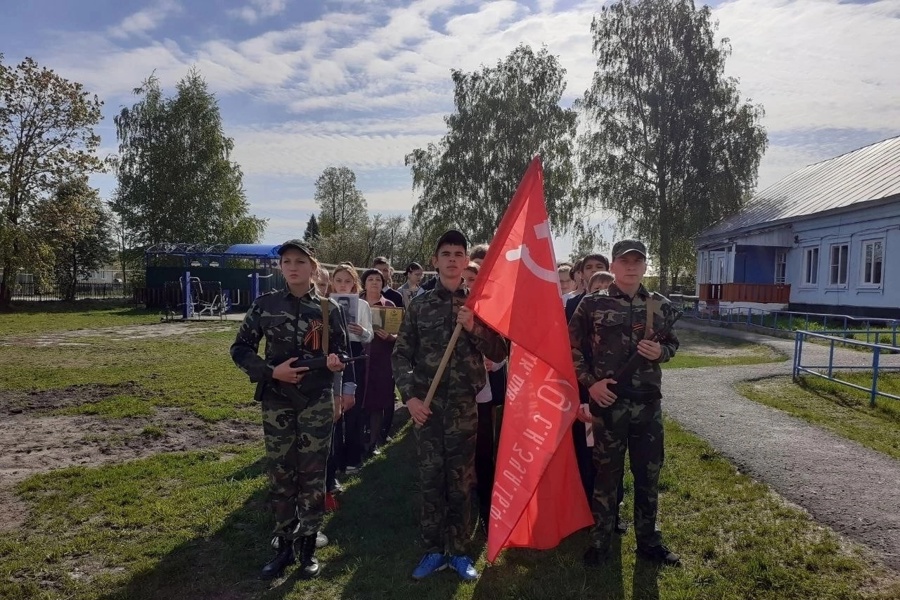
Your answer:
[423,322,464,408]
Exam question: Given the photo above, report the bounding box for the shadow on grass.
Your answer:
[95,407,659,600]
[97,456,300,600]
[325,408,476,600]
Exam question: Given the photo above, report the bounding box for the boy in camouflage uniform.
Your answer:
[392,230,507,581]
[230,240,350,580]
[569,239,682,568]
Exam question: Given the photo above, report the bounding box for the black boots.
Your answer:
[260,537,295,580]
[298,533,321,578]
[260,534,322,579]
[637,544,681,567]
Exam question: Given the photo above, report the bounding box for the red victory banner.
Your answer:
[466,156,593,562]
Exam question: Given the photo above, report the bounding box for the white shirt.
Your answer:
[476,359,507,404]
[350,301,374,344]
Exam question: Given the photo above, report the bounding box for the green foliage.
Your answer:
[314,166,368,237]
[578,0,767,293]
[315,211,436,271]
[112,70,266,247]
[310,166,438,269]
[303,213,320,242]
[407,45,580,243]
[31,178,113,301]
[0,55,105,306]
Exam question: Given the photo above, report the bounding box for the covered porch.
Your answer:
[696,226,792,306]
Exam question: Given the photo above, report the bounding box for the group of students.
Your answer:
[230,229,681,584]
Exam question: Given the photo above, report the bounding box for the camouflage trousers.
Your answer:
[413,395,478,555]
[590,397,664,551]
[261,386,334,541]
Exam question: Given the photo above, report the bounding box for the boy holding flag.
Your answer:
[392,229,507,581]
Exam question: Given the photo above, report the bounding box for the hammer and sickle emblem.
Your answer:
[505,221,558,283]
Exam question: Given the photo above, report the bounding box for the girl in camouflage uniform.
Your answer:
[230,240,350,579]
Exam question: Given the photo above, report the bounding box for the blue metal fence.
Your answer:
[792,330,900,406]
[689,307,900,347]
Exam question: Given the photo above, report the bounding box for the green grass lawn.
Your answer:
[2,419,897,600]
[1,315,898,599]
[738,373,900,460]
[0,325,259,424]
[665,328,785,369]
[0,300,159,336]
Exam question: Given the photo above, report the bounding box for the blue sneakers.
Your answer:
[448,555,479,581]
[411,553,447,580]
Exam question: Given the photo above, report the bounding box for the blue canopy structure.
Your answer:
[223,244,281,259]
[144,243,284,266]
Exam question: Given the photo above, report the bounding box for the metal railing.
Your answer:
[793,330,900,406]
[689,307,900,347]
[10,282,135,301]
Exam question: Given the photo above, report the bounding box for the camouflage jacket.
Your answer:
[568,282,679,394]
[230,287,350,402]
[392,278,507,402]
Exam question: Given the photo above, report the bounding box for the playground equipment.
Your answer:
[143,243,284,311]
[163,271,230,319]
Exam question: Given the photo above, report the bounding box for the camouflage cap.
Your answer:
[434,229,468,253]
[612,239,647,260]
[277,239,315,258]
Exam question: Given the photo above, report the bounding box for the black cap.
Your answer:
[612,239,647,259]
[277,239,315,258]
[434,229,468,253]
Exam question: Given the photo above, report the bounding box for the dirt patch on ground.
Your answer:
[0,401,258,532]
[0,322,234,347]
[0,382,148,415]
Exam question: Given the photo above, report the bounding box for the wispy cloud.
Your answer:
[21,0,900,245]
[229,0,290,24]
[108,0,182,40]
[230,116,444,179]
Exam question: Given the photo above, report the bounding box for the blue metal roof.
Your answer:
[698,135,900,242]
[224,244,281,258]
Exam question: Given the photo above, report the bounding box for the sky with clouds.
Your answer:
[3,0,899,258]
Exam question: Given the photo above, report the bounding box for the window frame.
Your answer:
[827,243,849,288]
[774,250,787,285]
[860,238,885,288]
[801,246,820,287]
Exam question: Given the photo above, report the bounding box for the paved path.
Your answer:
[664,321,900,570]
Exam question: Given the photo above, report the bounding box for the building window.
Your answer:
[861,240,884,286]
[775,250,787,284]
[803,247,819,286]
[828,244,848,286]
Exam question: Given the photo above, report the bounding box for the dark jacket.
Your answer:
[569,283,679,400]
[392,279,507,403]
[383,287,404,308]
[231,287,350,401]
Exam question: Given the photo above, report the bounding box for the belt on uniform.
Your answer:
[609,384,661,403]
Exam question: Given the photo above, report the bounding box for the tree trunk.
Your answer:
[657,178,670,295]
[0,246,17,309]
[68,252,78,302]
[0,265,11,309]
